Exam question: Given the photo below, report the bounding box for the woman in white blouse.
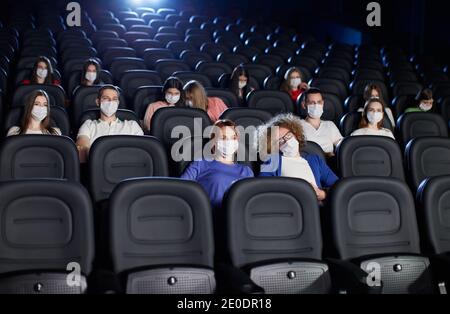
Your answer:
[362,83,395,128]
[351,98,395,139]
[7,90,61,136]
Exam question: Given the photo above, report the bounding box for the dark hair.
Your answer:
[162,77,185,107]
[416,88,433,102]
[19,90,58,135]
[81,58,102,85]
[359,97,386,129]
[97,84,120,100]
[230,65,253,102]
[302,87,322,103]
[363,83,384,102]
[30,56,55,85]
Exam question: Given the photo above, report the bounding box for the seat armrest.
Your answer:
[326,258,382,294]
[87,269,123,294]
[216,263,265,294]
[430,253,450,292]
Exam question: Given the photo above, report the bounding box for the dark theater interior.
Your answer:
[0,0,448,304]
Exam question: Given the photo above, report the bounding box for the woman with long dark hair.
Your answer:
[21,56,60,85]
[228,65,254,106]
[143,76,186,131]
[7,90,61,136]
[80,58,103,86]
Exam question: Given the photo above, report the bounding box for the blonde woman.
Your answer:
[183,80,228,122]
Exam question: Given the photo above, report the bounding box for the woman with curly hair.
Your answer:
[257,113,338,201]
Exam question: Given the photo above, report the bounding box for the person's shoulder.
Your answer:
[303,152,322,164]
[350,128,365,135]
[322,120,338,128]
[80,119,96,128]
[52,127,62,135]
[7,126,20,136]
[149,101,167,109]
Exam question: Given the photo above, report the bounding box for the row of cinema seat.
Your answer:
[0,175,448,294]
[1,128,449,194]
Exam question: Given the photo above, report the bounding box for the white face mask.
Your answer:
[31,105,48,122]
[290,78,301,88]
[280,137,299,158]
[419,103,432,112]
[36,68,48,79]
[216,140,239,159]
[307,104,323,119]
[367,111,384,125]
[185,100,194,107]
[85,71,97,82]
[165,93,180,105]
[100,101,119,117]
[238,81,247,89]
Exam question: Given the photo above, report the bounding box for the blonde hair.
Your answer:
[184,80,209,111]
[256,113,306,157]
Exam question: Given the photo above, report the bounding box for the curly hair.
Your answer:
[256,113,306,158]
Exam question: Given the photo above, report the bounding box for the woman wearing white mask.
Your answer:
[181,119,254,208]
[405,88,434,113]
[299,88,343,157]
[76,85,144,162]
[143,77,185,131]
[228,65,254,106]
[80,59,103,87]
[280,67,310,103]
[7,90,61,136]
[351,98,395,139]
[257,113,338,201]
[21,56,60,86]
[184,80,228,122]
[362,83,395,127]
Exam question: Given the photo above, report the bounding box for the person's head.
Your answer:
[230,65,251,94]
[210,119,240,161]
[184,80,208,111]
[360,98,386,129]
[416,88,434,112]
[96,85,121,118]
[231,64,250,89]
[259,113,306,158]
[162,77,185,106]
[20,90,56,134]
[302,87,324,120]
[281,67,304,92]
[81,58,101,85]
[31,56,54,84]
[363,83,384,102]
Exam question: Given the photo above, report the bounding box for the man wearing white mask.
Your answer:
[76,85,144,162]
[181,119,253,208]
[299,87,343,157]
[143,77,186,131]
[351,98,395,139]
[7,90,62,136]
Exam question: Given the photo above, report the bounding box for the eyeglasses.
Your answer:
[278,132,294,146]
